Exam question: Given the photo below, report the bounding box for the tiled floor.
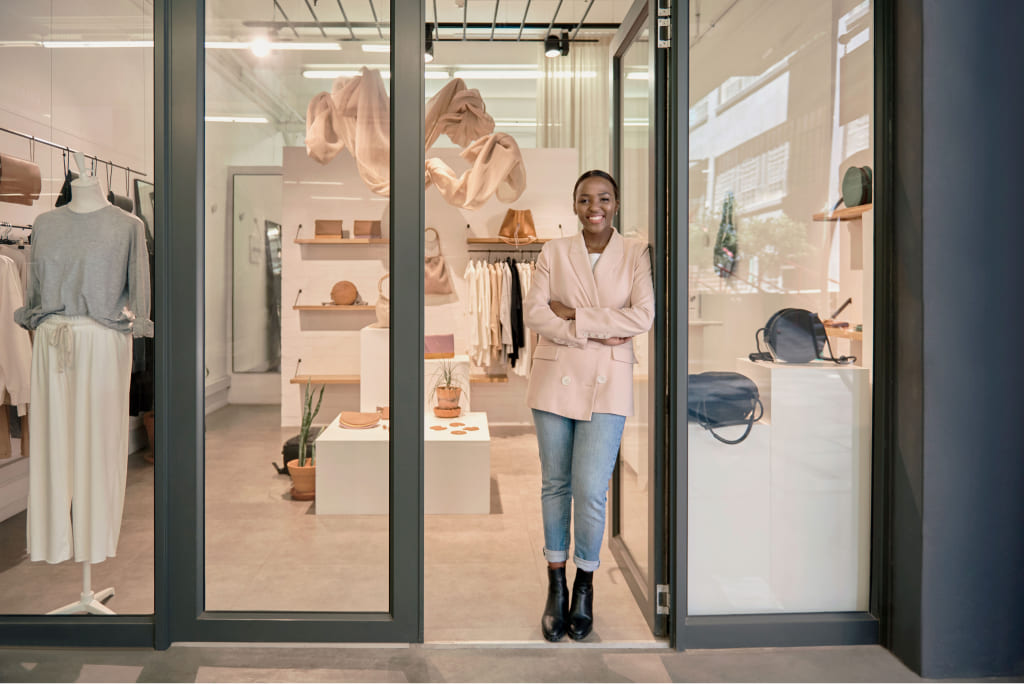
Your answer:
[0,643,947,683]
[0,405,653,644]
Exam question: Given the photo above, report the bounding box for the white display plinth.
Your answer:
[688,359,871,615]
[315,411,490,514]
[358,325,470,413]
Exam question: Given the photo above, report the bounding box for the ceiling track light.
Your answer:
[425,22,435,63]
[544,30,570,58]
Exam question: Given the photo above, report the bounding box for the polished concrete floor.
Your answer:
[0,643,952,682]
[0,405,653,644]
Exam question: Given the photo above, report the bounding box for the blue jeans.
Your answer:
[532,409,626,572]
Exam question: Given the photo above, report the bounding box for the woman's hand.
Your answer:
[549,300,575,321]
[597,336,632,346]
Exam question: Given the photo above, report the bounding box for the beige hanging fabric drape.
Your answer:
[305,67,526,209]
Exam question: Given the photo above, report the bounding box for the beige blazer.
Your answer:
[524,231,655,421]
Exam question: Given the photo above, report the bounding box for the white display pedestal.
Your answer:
[315,411,490,514]
[358,325,470,413]
[688,359,871,615]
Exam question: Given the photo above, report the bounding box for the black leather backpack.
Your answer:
[688,372,764,445]
[751,308,855,365]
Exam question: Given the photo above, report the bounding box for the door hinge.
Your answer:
[658,0,672,17]
[657,18,671,48]
[656,584,671,614]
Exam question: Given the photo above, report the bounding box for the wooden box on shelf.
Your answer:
[314,219,344,236]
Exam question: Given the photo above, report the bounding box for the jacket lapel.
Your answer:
[568,232,600,307]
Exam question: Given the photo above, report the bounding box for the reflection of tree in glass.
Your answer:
[741,212,812,291]
[713,192,738,278]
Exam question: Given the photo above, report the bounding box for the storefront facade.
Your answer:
[0,0,1021,678]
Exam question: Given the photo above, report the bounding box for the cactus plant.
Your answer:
[297,380,325,467]
[713,191,738,278]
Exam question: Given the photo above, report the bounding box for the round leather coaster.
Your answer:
[451,430,466,435]
[464,426,479,431]
[430,425,447,431]
[450,422,465,427]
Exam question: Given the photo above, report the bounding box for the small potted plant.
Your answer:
[430,360,466,418]
[288,380,324,501]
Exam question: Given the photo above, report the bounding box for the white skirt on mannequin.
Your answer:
[27,315,132,564]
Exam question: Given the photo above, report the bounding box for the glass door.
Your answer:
[609,0,670,638]
[161,0,424,643]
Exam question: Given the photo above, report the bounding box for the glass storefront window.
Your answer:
[687,0,874,616]
[0,3,155,614]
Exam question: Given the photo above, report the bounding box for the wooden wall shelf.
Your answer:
[290,375,360,385]
[826,326,864,341]
[291,374,509,385]
[466,237,550,245]
[295,237,389,245]
[812,203,872,222]
[292,304,375,311]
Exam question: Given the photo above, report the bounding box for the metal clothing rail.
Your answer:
[0,126,148,178]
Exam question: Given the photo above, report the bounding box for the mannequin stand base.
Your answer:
[47,587,116,615]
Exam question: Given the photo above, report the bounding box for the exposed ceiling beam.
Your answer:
[570,0,596,41]
[273,0,301,39]
[301,0,328,38]
[334,0,356,40]
[516,0,532,41]
[367,0,383,39]
[244,20,619,31]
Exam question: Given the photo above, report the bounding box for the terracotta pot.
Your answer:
[287,459,316,501]
[433,386,462,418]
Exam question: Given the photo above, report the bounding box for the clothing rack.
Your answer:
[0,222,31,244]
[0,126,147,178]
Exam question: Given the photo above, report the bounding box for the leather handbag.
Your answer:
[0,154,42,206]
[424,227,455,295]
[752,308,855,365]
[354,219,382,238]
[375,273,390,327]
[688,372,764,445]
[424,333,455,359]
[841,166,872,208]
[330,280,358,305]
[315,219,344,237]
[498,208,537,245]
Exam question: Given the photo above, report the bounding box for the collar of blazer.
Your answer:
[569,229,624,307]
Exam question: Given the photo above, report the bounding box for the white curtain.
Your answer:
[536,35,612,179]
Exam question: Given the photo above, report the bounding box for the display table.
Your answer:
[314,411,490,515]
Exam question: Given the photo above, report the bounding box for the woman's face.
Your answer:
[574,176,618,236]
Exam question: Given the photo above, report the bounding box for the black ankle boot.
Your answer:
[568,570,594,640]
[542,566,569,642]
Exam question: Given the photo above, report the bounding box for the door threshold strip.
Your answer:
[422,639,671,650]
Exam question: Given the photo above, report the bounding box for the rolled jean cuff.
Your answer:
[574,555,601,572]
[543,547,568,564]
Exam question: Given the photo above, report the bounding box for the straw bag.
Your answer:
[375,273,390,328]
[424,227,455,295]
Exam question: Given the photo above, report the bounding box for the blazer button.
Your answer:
[597,375,607,384]
[561,376,571,386]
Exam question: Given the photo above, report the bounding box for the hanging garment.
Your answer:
[0,254,31,413]
[27,315,132,563]
[0,243,30,294]
[507,257,524,369]
[305,68,525,209]
[424,133,526,210]
[499,261,513,355]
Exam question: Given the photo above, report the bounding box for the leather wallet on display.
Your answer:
[424,334,455,359]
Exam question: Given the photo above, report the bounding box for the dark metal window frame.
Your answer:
[0,0,898,651]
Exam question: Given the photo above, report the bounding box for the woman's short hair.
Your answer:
[573,170,620,202]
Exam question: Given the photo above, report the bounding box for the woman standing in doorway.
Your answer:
[524,170,655,641]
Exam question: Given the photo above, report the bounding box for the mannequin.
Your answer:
[68,151,108,213]
[14,149,152,615]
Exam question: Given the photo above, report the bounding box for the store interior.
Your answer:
[0,0,874,641]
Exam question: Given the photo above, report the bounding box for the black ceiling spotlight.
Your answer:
[425,22,434,63]
[559,30,570,57]
[544,33,560,58]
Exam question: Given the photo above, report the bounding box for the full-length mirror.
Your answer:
[231,169,283,374]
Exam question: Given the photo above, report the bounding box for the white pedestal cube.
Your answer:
[687,359,871,615]
[314,411,490,514]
